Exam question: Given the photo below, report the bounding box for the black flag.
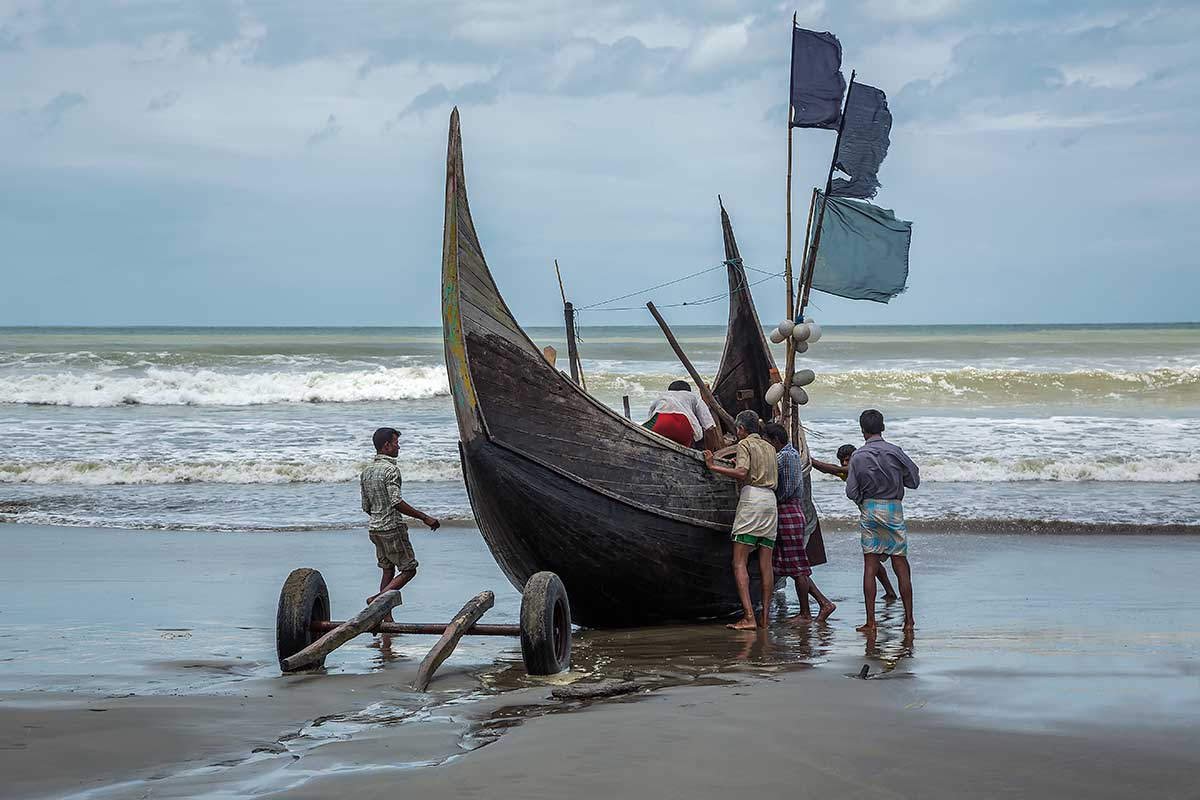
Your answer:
[831,83,892,200]
[790,27,846,129]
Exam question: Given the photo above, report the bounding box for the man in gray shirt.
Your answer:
[845,409,920,634]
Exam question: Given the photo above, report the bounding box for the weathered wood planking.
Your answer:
[441,109,773,627]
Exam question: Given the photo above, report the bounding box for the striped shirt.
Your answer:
[775,443,805,503]
[360,454,404,531]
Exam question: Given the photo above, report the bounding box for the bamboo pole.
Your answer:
[646,301,736,433]
[783,12,797,427]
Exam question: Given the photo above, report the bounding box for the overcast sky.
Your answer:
[2,1,1198,327]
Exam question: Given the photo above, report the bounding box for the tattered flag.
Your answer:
[790,27,846,130]
[809,193,911,303]
[831,82,892,200]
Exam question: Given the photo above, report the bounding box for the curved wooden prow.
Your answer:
[442,108,542,444]
[712,198,778,421]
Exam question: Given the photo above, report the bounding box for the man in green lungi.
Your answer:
[704,410,778,630]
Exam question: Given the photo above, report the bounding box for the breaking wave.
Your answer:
[0,458,463,485]
[0,365,450,407]
[2,456,1195,486]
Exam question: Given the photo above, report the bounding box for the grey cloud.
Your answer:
[40,91,87,128]
[146,90,180,112]
[306,114,341,148]
[0,26,20,51]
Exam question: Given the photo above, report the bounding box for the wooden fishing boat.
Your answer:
[441,109,775,627]
[712,199,780,422]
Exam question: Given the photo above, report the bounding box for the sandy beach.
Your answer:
[2,522,1197,799]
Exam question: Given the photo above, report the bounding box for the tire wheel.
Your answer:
[520,571,571,675]
[276,568,331,671]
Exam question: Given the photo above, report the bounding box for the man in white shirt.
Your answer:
[644,380,721,450]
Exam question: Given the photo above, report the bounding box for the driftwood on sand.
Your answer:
[413,591,495,691]
[281,590,401,672]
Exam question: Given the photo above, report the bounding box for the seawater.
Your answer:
[1,324,1197,531]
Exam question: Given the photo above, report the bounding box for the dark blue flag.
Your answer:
[831,82,892,200]
[790,27,846,129]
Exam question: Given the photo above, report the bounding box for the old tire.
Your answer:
[520,571,571,675]
[276,567,331,670]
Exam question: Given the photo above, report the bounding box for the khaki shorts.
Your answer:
[369,526,419,572]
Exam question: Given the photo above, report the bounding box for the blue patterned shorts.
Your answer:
[859,499,908,556]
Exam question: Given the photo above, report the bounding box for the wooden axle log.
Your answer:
[281,590,402,672]
[310,620,521,637]
[413,591,495,691]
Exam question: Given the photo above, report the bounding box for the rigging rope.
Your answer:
[577,262,731,310]
[579,268,786,312]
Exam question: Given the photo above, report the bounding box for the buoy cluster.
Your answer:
[766,319,822,408]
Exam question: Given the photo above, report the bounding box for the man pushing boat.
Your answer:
[704,410,778,630]
[645,380,722,450]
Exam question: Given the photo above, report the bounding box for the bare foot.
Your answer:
[366,593,379,606]
[856,621,877,633]
[903,620,915,632]
[882,593,898,601]
[788,614,814,625]
[726,616,757,630]
[816,602,837,624]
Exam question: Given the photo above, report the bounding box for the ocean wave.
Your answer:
[2,454,1194,486]
[0,458,463,485]
[0,365,450,407]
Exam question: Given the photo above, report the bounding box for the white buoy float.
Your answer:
[778,319,795,337]
[794,368,815,387]
[791,322,811,343]
[764,382,786,406]
[794,341,809,354]
[807,322,822,344]
[769,328,787,344]
[789,386,809,405]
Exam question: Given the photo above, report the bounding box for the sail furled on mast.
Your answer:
[830,83,892,200]
[807,192,911,303]
[789,27,846,130]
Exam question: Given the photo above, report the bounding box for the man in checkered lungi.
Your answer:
[763,423,836,624]
[846,410,921,633]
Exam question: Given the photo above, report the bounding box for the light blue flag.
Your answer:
[809,193,911,303]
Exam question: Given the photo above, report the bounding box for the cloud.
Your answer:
[146,90,180,112]
[305,114,341,148]
[40,91,87,128]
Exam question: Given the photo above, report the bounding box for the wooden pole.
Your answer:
[556,259,586,390]
[785,188,818,438]
[622,395,631,419]
[281,590,402,672]
[413,591,495,691]
[645,301,736,433]
[800,71,856,316]
[564,301,580,385]
[783,12,797,427]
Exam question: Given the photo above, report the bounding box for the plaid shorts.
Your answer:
[369,525,419,572]
[772,500,811,577]
[859,499,908,556]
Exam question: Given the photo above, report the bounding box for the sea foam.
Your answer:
[0,365,450,407]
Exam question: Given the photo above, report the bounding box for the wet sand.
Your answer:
[1,523,1198,798]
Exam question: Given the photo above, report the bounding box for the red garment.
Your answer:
[651,412,694,446]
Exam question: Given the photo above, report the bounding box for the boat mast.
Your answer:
[799,71,856,316]
[782,13,797,425]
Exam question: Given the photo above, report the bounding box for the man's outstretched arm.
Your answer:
[394,498,441,530]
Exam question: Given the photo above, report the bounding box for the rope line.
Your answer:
[579,268,786,312]
[577,262,730,310]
